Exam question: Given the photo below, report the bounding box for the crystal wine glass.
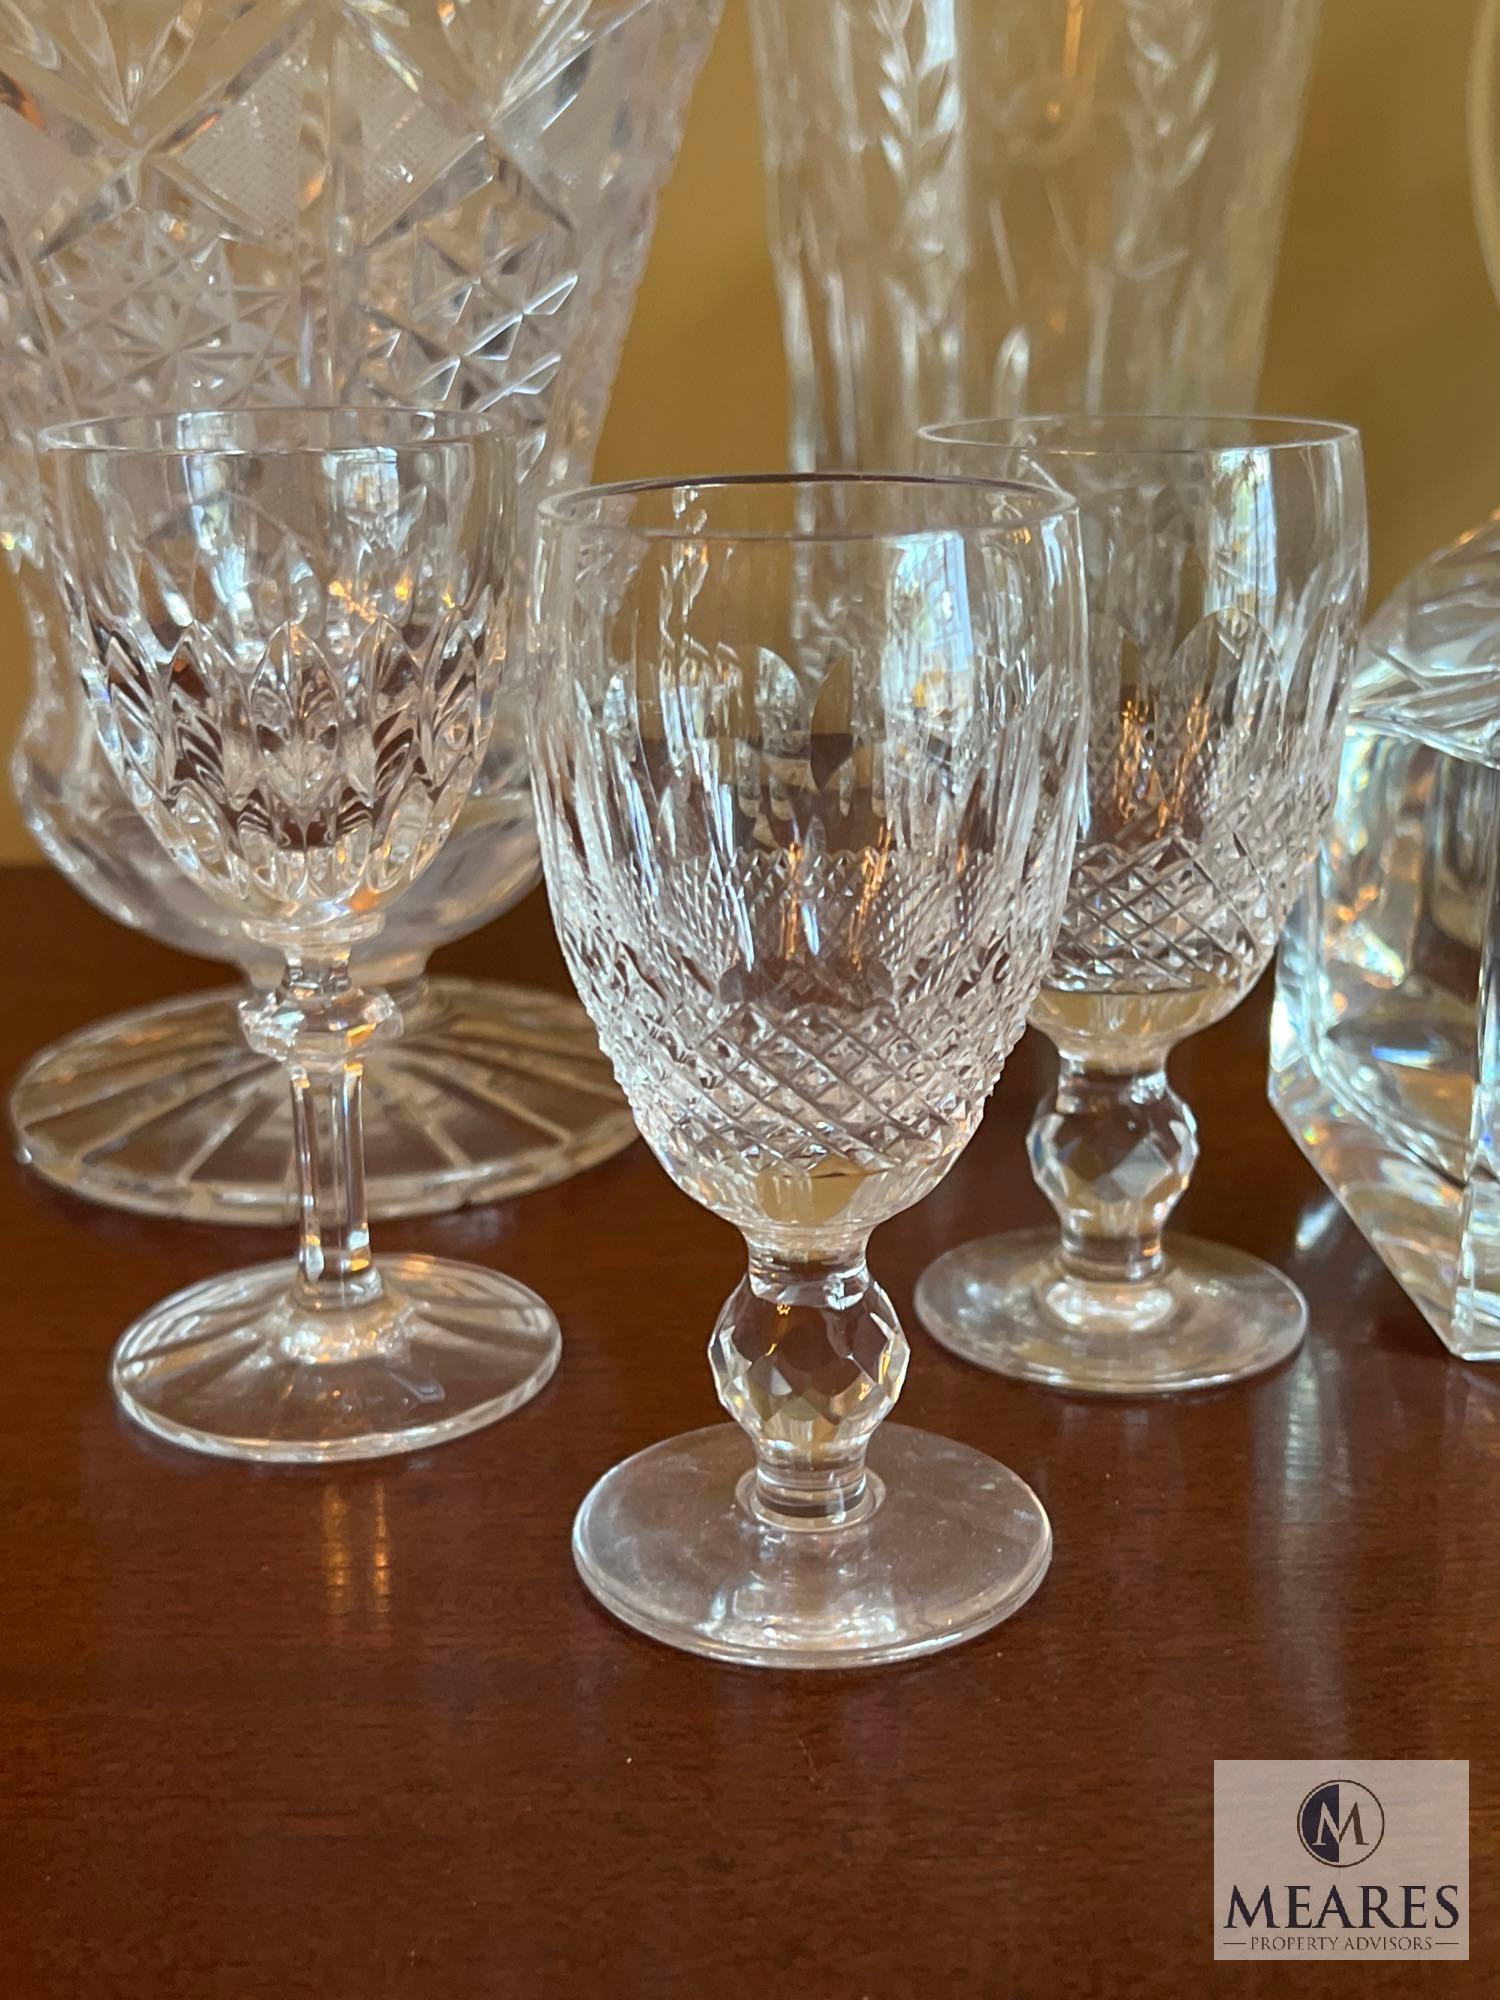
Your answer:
[914,416,1368,1394]
[4,0,724,1228]
[40,408,561,1462]
[528,472,1088,1667]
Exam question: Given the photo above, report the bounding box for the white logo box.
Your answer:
[1214,1761,1469,1962]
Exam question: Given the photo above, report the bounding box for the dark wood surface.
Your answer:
[1,863,1494,1998]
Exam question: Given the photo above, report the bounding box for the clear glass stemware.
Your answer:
[40,408,560,1461]
[3,0,724,1227]
[914,415,1368,1394]
[528,472,1088,1667]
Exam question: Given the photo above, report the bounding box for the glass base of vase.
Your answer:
[572,1422,1051,1670]
[915,1229,1306,1396]
[112,1252,561,1462]
[11,977,637,1224]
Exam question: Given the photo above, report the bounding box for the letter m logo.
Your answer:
[1299,1782,1371,1864]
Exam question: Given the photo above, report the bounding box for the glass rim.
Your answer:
[35,405,507,458]
[535,470,1078,544]
[917,413,1362,459]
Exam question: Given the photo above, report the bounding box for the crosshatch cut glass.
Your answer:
[2,0,723,1225]
[41,408,561,1463]
[914,417,1368,1396]
[528,472,1088,1667]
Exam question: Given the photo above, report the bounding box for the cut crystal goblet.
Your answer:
[3,0,724,1224]
[528,472,1088,1667]
[914,416,1368,1395]
[41,408,560,1461]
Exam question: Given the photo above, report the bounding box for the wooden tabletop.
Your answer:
[1,863,1493,1998]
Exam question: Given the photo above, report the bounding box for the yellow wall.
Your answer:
[1,0,1494,860]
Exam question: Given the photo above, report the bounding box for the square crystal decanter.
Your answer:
[1271,512,1500,1359]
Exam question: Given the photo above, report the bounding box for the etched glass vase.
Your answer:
[2,0,721,1222]
[749,0,1322,470]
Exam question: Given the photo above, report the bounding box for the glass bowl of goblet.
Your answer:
[9,522,637,1225]
[528,471,1088,1668]
[914,415,1368,1395]
[40,407,562,1461]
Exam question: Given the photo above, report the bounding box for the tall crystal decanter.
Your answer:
[2,0,722,1223]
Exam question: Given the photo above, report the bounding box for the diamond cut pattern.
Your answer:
[531,513,1085,1246]
[554,839,1032,1232]
[0,0,717,446]
[1053,598,1356,1000]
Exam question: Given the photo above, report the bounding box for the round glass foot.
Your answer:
[572,1423,1051,1669]
[112,1252,561,1462]
[11,977,637,1224]
[916,1228,1306,1395]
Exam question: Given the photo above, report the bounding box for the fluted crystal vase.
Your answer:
[3,0,722,1222]
[749,0,1322,471]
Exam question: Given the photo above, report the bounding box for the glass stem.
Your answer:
[288,1052,379,1309]
[1030,1056,1200,1291]
[709,1244,909,1532]
[240,952,400,1315]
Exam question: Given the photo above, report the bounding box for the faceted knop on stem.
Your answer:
[240,964,401,1069]
[1030,1066,1200,1243]
[709,1268,909,1461]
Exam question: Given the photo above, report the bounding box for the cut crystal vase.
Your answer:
[2,0,721,1222]
[1269,0,1500,1361]
[749,0,1322,470]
